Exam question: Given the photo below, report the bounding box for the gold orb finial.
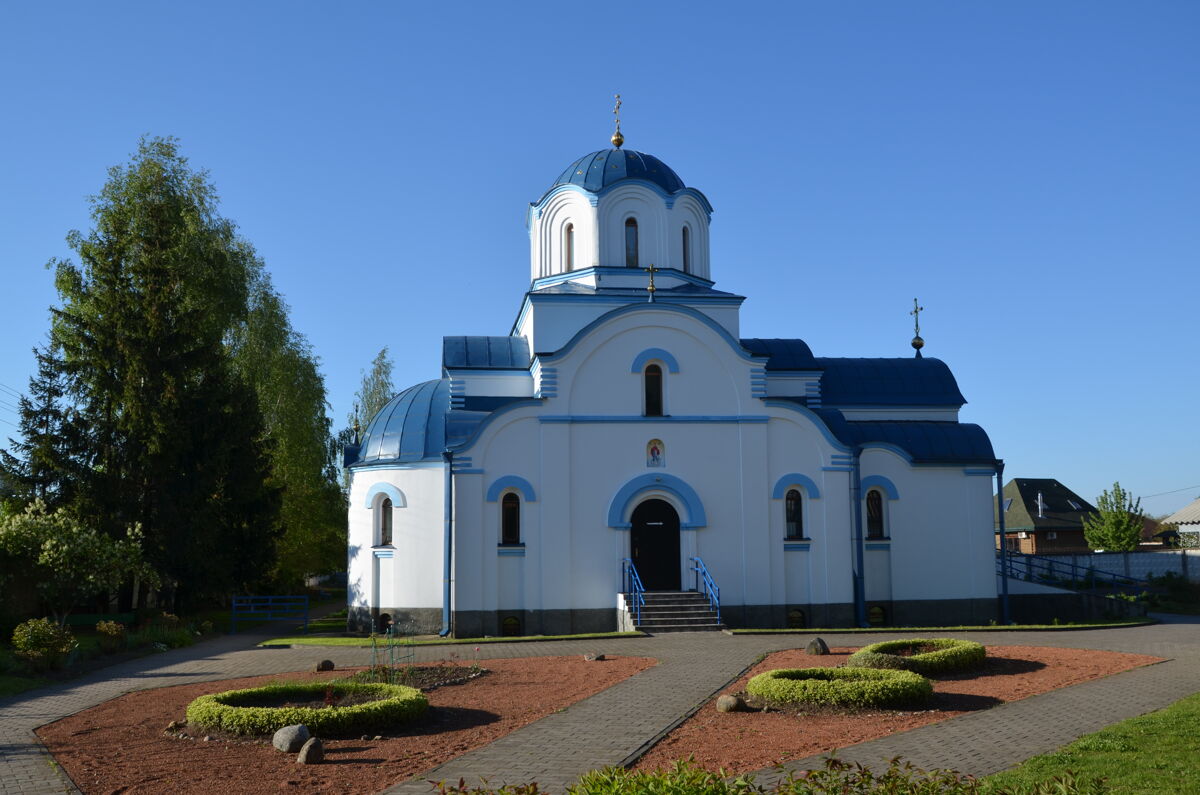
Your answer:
[611,93,624,148]
[910,298,925,358]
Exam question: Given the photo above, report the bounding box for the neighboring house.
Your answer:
[1163,497,1200,543]
[343,127,1001,637]
[997,479,1095,554]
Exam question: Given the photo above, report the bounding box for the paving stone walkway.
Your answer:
[1,614,1197,794]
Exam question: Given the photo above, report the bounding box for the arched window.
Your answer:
[866,490,885,539]
[681,226,691,273]
[785,489,804,539]
[624,218,639,268]
[379,497,393,546]
[564,223,574,271]
[643,363,663,416]
[501,493,521,545]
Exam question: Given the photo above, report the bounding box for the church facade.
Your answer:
[344,135,1000,637]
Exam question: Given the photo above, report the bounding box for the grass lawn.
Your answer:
[983,691,1200,793]
[260,630,646,647]
[730,618,1156,634]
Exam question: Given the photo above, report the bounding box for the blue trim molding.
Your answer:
[607,473,707,529]
[541,415,768,424]
[783,542,811,551]
[372,548,395,559]
[497,545,526,557]
[771,473,822,500]
[631,348,680,374]
[865,542,892,550]
[861,475,900,500]
[486,475,537,503]
[364,482,406,509]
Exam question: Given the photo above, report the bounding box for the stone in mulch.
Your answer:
[806,637,830,655]
[272,724,310,752]
[584,652,606,662]
[315,659,335,672]
[716,694,745,713]
[297,737,324,764]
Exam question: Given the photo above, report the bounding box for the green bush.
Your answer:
[96,620,126,654]
[846,638,986,676]
[11,618,76,671]
[746,666,932,709]
[186,680,427,735]
[127,624,195,650]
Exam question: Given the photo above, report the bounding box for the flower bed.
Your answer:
[186,681,427,735]
[746,666,932,709]
[846,637,985,676]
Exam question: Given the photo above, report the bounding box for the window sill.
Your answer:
[783,540,811,551]
[497,543,526,557]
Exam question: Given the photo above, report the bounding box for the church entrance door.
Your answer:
[631,499,681,591]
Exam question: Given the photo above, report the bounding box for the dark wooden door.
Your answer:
[630,499,681,590]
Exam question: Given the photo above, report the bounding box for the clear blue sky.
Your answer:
[1,2,1196,515]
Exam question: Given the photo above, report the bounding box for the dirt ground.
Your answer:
[633,645,1163,774]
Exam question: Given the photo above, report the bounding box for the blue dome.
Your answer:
[553,149,685,194]
[355,379,449,465]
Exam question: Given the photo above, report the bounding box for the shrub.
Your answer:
[186,681,427,735]
[96,620,126,654]
[11,618,76,671]
[127,624,196,650]
[847,638,986,676]
[746,667,932,709]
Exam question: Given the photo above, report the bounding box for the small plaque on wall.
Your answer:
[646,438,664,467]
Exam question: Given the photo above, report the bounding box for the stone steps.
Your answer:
[631,590,725,633]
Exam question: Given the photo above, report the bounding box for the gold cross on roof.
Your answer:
[644,262,658,302]
[910,298,924,336]
[611,93,624,148]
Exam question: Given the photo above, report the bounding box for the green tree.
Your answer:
[49,136,280,607]
[1082,482,1145,552]
[337,347,395,490]
[0,501,155,624]
[230,275,346,587]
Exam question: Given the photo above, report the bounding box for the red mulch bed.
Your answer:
[634,645,1163,774]
[37,655,656,794]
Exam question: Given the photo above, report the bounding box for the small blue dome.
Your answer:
[355,379,449,465]
[553,149,685,194]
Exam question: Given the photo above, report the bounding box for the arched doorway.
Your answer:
[631,499,681,590]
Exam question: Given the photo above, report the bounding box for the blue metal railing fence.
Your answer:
[230,594,310,634]
[621,558,646,626]
[689,556,721,624]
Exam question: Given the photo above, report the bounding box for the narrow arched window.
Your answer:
[564,223,574,271]
[681,226,691,273]
[866,490,884,539]
[644,364,663,416]
[501,493,521,545]
[785,489,803,539]
[379,497,393,546]
[624,218,639,268]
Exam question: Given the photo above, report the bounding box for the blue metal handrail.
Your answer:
[621,558,646,626]
[996,552,1151,591]
[689,556,721,624]
[230,594,310,634]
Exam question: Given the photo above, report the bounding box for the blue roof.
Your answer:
[813,410,996,464]
[355,380,450,465]
[553,149,685,195]
[443,336,530,371]
[740,338,817,370]
[816,358,966,406]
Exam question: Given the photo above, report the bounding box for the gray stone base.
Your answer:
[452,608,615,638]
[347,605,444,635]
[1007,592,1147,624]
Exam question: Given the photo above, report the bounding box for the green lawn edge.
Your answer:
[982,691,1200,793]
[259,630,646,648]
[730,618,1156,634]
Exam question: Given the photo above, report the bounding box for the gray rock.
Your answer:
[583,652,605,662]
[203,735,213,742]
[165,720,184,732]
[297,737,324,764]
[315,659,335,672]
[715,694,745,713]
[805,637,830,655]
[272,724,310,753]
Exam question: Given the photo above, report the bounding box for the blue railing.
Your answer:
[996,553,1151,592]
[621,558,646,626]
[689,556,721,624]
[230,594,310,634]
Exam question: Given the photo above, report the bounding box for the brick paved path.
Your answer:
[2,614,1197,794]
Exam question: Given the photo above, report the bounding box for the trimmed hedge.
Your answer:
[186,681,427,735]
[846,638,986,676]
[746,667,932,709]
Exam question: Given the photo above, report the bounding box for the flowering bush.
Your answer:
[96,620,126,654]
[12,617,76,671]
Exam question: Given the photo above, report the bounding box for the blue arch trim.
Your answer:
[364,482,406,509]
[631,348,680,374]
[861,475,900,500]
[486,475,537,503]
[607,473,707,529]
[772,473,821,500]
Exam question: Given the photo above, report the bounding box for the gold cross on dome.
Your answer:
[910,298,924,336]
[644,262,658,302]
[611,93,624,148]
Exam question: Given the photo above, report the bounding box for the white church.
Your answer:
[344,118,1000,637]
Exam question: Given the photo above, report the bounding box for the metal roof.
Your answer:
[442,336,530,371]
[355,379,449,465]
[1165,497,1200,526]
[807,408,996,464]
[817,357,966,407]
[553,149,685,195]
[740,338,817,370]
